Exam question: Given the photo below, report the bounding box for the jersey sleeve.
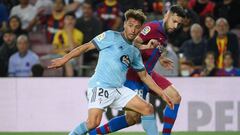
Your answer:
[139,23,157,43]
[91,31,113,51]
[132,48,145,72]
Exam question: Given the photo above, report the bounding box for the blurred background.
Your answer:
[0,0,240,134]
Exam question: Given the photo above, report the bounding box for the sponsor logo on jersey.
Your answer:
[141,26,151,35]
[96,33,105,41]
[120,55,131,67]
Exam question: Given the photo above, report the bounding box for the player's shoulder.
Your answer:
[105,30,120,35]
[105,30,122,39]
[95,30,120,43]
[143,20,161,28]
[141,20,161,35]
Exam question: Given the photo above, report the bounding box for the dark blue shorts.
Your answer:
[124,80,149,99]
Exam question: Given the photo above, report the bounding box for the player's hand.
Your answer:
[48,57,68,69]
[161,92,174,110]
[159,57,174,70]
[146,39,160,49]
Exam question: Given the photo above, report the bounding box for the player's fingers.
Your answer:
[165,59,174,64]
[51,59,57,63]
[167,100,173,110]
[168,64,174,70]
[48,62,58,69]
[164,93,174,110]
[48,65,56,69]
[170,102,174,110]
[166,98,174,110]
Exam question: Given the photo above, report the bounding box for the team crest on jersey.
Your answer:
[141,26,151,35]
[96,33,105,41]
[120,55,131,67]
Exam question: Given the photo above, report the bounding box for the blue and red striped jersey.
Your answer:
[127,20,167,82]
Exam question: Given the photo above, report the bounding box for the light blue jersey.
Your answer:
[89,30,145,88]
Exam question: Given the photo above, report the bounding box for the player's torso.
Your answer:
[141,20,167,45]
[127,20,167,82]
[90,32,137,88]
[98,39,135,72]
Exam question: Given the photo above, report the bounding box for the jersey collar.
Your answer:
[159,20,167,37]
[121,32,132,45]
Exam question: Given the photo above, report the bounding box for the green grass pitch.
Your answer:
[0,132,240,135]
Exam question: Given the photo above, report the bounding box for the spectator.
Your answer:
[10,0,37,31]
[188,0,215,18]
[42,0,65,43]
[53,12,83,55]
[179,61,200,77]
[76,1,102,44]
[180,23,207,66]
[8,16,27,38]
[75,1,102,66]
[32,64,44,77]
[214,0,240,29]
[203,14,216,39]
[0,30,17,77]
[177,0,200,24]
[52,12,84,76]
[96,0,122,31]
[8,35,39,77]
[217,51,240,76]
[200,51,218,76]
[207,18,239,68]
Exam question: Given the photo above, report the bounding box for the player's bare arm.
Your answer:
[48,42,96,69]
[134,36,160,50]
[137,69,174,109]
[159,56,174,70]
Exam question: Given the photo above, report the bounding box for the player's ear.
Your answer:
[164,11,170,20]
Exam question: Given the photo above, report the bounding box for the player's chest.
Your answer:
[108,44,134,67]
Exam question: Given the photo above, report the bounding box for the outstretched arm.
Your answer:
[48,42,96,69]
[137,69,174,109]
[134,35,160,50]
[159,56,174,70]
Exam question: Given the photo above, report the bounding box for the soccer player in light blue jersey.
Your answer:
[48,9,173,135]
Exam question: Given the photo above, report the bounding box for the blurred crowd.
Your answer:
[0,0,240,77]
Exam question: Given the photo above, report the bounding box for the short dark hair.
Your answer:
[32,64,44,77]
[3,29,14,35]
[169,5,186,18]
[204,14,216,21]
[124,9,147,24]
[64,11,76,19]
[223,51,232,59]
[83,0,92,6]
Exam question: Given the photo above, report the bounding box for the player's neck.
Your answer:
[121,32,132,45]
[161,19,167,34]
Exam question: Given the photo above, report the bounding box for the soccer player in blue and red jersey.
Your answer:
[90,5,185,135]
